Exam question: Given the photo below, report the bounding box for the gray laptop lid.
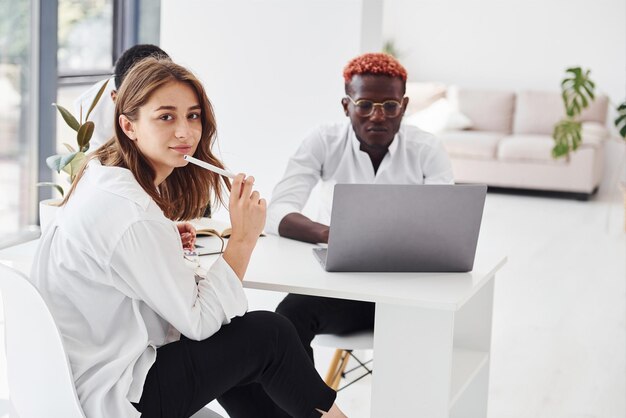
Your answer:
[321,184,487,272]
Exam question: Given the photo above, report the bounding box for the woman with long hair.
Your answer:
[30,57,346,418]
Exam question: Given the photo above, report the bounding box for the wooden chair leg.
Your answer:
[324,349,343,386]
[330,350,351,390]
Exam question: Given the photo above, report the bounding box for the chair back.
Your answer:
[0,263,86,418]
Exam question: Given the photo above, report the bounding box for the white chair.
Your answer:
[0,263,224,418]
[312,331,374,391]
[192,406,225,418]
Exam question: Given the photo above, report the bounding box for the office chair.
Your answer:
[0,263,223,418]
[312,331,374,391]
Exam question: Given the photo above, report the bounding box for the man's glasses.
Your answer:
[345,95,405,118]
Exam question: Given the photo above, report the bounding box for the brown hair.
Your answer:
[62,57,230,221]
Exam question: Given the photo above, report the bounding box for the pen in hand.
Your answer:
[183,155,236,179]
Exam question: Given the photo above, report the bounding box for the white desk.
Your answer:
[209,236,506,418]
[0,237,506,418]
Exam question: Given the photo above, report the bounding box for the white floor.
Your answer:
[1,190,624,418]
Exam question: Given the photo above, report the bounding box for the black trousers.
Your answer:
[216,295,376,417]
[132,311,336,418]
[276,294,376,362]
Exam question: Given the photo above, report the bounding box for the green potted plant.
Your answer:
[553,66,626,158]
[382,40,400,58]
[553,66,626,229]
[38,79,109,196]
[552,67,596,160]
[38,79,109,229]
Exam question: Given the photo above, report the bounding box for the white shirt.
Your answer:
[73,77,116,151]
[29,161,248,418]
[267,121,454,234]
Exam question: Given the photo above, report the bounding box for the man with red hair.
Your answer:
[267,52,453,357]
[237,53,453,416]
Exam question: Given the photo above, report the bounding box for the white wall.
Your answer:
[161,0,625,203]
[383,0,626,191]
[383,0,625,101]
[161,0,382,219]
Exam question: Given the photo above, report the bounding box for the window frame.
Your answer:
[56,0,140,88]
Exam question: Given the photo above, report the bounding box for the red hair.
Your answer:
[343,53,408,83]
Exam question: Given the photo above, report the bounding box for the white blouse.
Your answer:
[267,121,454,234]
[30,161,248,418]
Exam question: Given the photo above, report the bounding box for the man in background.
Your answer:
[268,52,454,361]
[223,53,454,416]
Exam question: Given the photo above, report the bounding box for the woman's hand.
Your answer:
[228,174,266,245]
[222,174,266,280]
[177,222,197,251]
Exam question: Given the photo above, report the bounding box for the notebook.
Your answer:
[188,218,265,255]
[312,184,487,272]
[190,218,231,255]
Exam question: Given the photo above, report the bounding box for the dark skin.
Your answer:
[278,74,409,243]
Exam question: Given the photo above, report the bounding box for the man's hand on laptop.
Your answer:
[278,213,329,244]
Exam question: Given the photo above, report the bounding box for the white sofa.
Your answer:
[404,84,610,198]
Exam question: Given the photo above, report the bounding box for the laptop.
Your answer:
[312,184,487,272]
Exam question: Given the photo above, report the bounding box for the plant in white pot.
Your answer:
[38,79,110,230]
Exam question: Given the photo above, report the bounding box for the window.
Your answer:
[58,0,114,75]
[56,0,162,159]
[138,0,161,45]
[0,0,38,247]
[0,0,161,247]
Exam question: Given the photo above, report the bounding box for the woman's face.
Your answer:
[120,81,202,185]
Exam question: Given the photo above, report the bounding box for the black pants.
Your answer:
[216,295,375,417]
[132,311,336,418]
[276,294,376,362]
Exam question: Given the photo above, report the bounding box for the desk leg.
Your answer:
[371,303,454,418]
[451,280,495,417]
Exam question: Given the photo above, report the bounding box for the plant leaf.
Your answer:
[552,118,582,159]
[52,103,80,132]
[77,121,95,150]
[61,152,86,182]
[63,143,76,153]
[46,154,64,172]
[59,151,78,170]
[382,40,399,57]
[561,67,596,118]
[582,83,595,100]
[85,78,110,121]
[615,100,626,141]
[36,182,64,198]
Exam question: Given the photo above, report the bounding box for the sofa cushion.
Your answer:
[496,127,604,163]
[404,81,447,113]
[581,121,609,147]
[513,90,609,135]
[404,98,472,134]
[454,87,515,133]
[439,131,505,159]
[580,95,609,123]
[497,134,559,162]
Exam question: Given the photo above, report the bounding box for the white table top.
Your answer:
[219,236,506,311]
[0,236,506,311]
